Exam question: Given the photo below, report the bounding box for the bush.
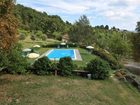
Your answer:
[19,34,26,40]
[32,57,52,75]
[67,43,77,48]
[41,35,47,41]
[91,48,121,69]
[85,58,110,80]
[0,51,9,71]
[0,44,28,74]
[42,43,59,48]
[58,57,74,76]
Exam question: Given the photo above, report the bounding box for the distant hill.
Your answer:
[13,4,71,35]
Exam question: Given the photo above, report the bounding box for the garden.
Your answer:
[0,0,140,105]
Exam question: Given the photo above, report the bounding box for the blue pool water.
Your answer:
[46,49,75,60]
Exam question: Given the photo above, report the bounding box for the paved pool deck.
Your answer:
[75,49,82,61]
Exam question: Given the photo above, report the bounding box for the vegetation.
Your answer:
[0,44,28,74]
[85,58,110,80]
[0,0,27,74]
[136,21,140,33]
[0,0,18,51]
[69,15,93,45]
[6,44,28,74]
[13,4,70,38]
[74,48,96,69]
[108,31,132,60]
[131,21,140,62]
[93,27,132,60]
[91,48,121,69]
[12,4,132,62]
[0,74,140,105]
[58,57,74,76]
[0,1,140,104]
[32,57,52,75]
[68,15,132,61]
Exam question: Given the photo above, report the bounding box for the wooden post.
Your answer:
[55,69,57,76]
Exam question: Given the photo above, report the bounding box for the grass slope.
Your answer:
[0,75,140,105]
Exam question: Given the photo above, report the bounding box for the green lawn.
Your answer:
[0,74,140,105]
[74,48,96,68]
[20,38,96,68]
[26,47,96,68]
[19,39,60,49]
[20,38,60,63]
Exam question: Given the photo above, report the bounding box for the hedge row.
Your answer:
[91,48,122,69]
[30,56,110,80]
[31,57,74,76]
[42,43,77,48]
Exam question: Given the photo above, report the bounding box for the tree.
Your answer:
[69,15,94,45]
[108,32,132,60]
[78,15,90,26]
[35,30,43,39]
[105,25,109,30]
[111,26,116,31]
[13,4,68,37]
[0,0,27,74]
[136,21,140,33]
[0,0,18,51]
[92,26,132,61]
[131,21,140,61]
[100,25,104,29]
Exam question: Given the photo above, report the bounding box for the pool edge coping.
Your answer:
[43,49,82,61]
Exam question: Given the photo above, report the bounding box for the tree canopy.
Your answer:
[0,0,18,51]
[136,21,140,33]
[69,15,94,45]
[3,3,132,61]
[13,4,70,37]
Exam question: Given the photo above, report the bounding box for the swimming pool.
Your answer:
[46,49,76,60]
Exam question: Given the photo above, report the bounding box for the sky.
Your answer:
[17,0,140,31]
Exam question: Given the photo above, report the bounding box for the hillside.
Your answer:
[13,4,70,35]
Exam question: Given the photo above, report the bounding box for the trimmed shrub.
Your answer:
[42,43,59,48]
[32,57,52,75]
[58,57,74,76]
[85,58,110,80]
